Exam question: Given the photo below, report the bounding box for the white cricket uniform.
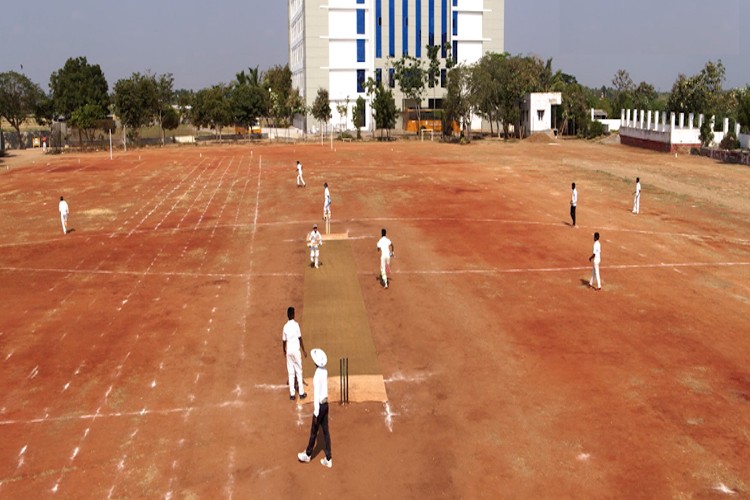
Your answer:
[59,200,69,234]
[313,366,329,417]
[323,187,331,218]
[283,319,304,397]
[296,162,306,187]
[308,229,323,267]
[377,236,392,286]
[633,182,641,214]
[589,240,602,289]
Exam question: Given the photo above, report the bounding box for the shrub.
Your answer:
[719,132,740,150]
[584,120,607,139]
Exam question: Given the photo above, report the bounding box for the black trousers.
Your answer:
[570,205,576,226]
[305,402,331,460]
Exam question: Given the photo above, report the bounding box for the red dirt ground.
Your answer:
[1,139,749,497]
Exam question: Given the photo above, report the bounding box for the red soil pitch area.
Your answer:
[1,140,749,497]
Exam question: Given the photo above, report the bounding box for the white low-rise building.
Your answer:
[521,92,562,137]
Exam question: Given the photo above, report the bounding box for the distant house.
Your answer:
[591,108,621,132]
[521,92,562,137]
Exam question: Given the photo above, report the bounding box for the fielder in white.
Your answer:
[376,228,394,288]
[296,161,306,187]
[307,224,323,268]
[58,196,70,234]
[588,232,602,291]
[323,182,331,220]
[282,306,307,401]
[632,177,641,214]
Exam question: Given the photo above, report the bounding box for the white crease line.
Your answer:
[0,401,245,426]
[383,402,397,432]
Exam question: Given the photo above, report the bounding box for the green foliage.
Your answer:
[366,80,397,138]
[0,71,45,148]
[231,84,267,128]
[583,120,606,139]
[192,85,232,136]
[49,57,109,120]
[311,88,332,126]
[699,119,714,147]
[161,106,180,131]
[113,73,158,143]
[70,103,107,145]
[352,96,366,138]
[667,60,727,117]
[444,65,473,140]
[719,131,740,150]
[392,55,427,131]
[737,87,750,133]
[263,65,293,127]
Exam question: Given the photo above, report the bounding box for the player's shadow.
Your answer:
[374,275,392,287]
[579,278,591,288]
[66,228,75,234]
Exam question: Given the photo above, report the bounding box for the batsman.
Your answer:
[307,224,323,268]
[376,228,394,288]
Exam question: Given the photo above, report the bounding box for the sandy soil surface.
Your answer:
[0,139,748,497]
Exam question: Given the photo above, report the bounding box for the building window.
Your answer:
[441,0,447,57]
[440,68,446,88]
[452,0,457,5]
[389,68,395,88]
[428,0,435,46]
[389,0,395,57]
[357,9,365,35]
[452,40,458,63]
[376,68,383,84]
[358,0,365,3]
[415,0,422,58]
[402,0,409,56]
[357,70,366,93]
[376,0,382,58]
[537,110,545,121]
[452,10,457,36]
[357,39,366,62]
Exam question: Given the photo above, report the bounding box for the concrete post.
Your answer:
[698,114,704,128]
[654,111,660,131]
[723,117,729,134]
[640,110,645,129]
[621,109,625,122]
[736,122,742,137]
[647,110,652,130]
[626,109,631,126]
[679,113,685,128]
[688,113,694,129]
[670,112,676,129]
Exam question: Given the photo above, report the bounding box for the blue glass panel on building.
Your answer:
[452,40,458,63]
[402,0,409,55]
[440,68,446,87]
[428,0,435,46]
[441,0,447,57]
[389,0,395,57]
[376,0,382,58]
[376,68,382,84]
[452,0,457,5]
[452,10,457,36]
[389,68,395,88]
[358,0,365,3]
[357,70,366,93]
[415,0,421,57]
[357,39,366,62]
[357,9,365,34]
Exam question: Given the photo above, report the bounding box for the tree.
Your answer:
[444,64,473,140]
[366,79,398,139]
[0,71,44,149]
[738,86,750,133]
[69,103,106,146]
[263,65,293,127]
[161,106,180,134]
[426,44,441,109]
[336,96,350,131]
[667,60,727,117]
[154,73,174,145]
[470,52,504,135]
[392,55,427,132]
[230,84,267,131]
[352,96,366,139]
[311,88,332,143]
[49,57,109,147]
[192,85,232,139]
[49,56,108,119]
[113,72,158,146]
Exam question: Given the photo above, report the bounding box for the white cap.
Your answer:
[310,348,327,368]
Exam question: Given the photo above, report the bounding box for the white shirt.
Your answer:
[324,187,331,207]
[308,230,322,249]
[282,319,302,353]
[297,163,303,175]
[592,240,601,264]
[635,182,641,196]
[313,366,328,417]
[59,200,69,215]
[377,236,392,255]
[571,188,577,207]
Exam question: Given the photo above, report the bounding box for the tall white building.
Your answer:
[288,0,504,132]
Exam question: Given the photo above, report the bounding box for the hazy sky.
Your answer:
[1,0,747,92]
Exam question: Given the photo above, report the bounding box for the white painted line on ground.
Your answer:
[714,483,736,495]
[383,402,397,432]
